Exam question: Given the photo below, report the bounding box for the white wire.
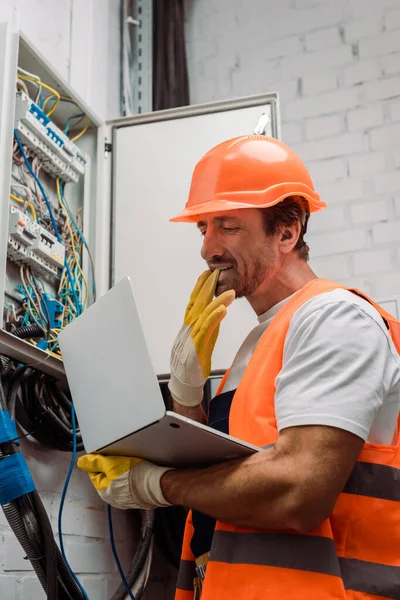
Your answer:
[17,66,41,80]
[16,79,29,95]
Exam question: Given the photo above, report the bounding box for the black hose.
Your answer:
[110,511,155,600]
[0,356,11,403]
[31,492,58,599]
[13,324,44,339]
[2,500,49,591]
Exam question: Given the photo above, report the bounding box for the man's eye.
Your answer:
[222,227,239,233]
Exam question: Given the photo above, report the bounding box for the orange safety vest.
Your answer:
[175,279,400,600]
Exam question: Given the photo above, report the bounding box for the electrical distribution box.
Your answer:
[0,23,107,379]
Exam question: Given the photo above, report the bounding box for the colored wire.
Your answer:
[10,193,37,221]
[41,94,58,113]
[58,403,89,600]
[107,505,136,600]
[14,131,81,315]
[17,76,60,116]
[14,131,59,237]
[59,187,96,299]
[20,266,45,330]
[70,118,91,142]
[64,113,85,135]
[57,180,90,306]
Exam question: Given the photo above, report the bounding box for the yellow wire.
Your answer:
[17,75,60,116]
[56,179,89,307]
[10,193,37,221]
[42,94,58,112]
[70,118,90,142]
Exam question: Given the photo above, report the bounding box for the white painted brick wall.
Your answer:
[302,72,338,96]
[185,0,400,302]
[305,115,345,140]
[347,106,384,131]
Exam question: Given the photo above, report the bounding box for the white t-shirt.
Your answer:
[222,289,400,445]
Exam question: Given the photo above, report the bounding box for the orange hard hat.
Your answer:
[170,135,326,223]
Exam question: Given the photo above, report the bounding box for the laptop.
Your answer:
[58,277,259,467]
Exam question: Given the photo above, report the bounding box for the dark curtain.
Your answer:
[153,0,190,110]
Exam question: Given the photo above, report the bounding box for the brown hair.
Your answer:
[259,196,310,261]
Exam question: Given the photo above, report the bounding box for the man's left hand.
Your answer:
[77,453,173,510]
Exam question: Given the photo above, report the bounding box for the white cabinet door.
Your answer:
[111,94,280,375]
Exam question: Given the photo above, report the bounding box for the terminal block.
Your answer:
[14,92,87,183]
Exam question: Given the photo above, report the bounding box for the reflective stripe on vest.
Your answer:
[339,558,400,600]
[175,279,400,600]
[176,559,197,591]
[211,530,341,577]
[343,461,400,501]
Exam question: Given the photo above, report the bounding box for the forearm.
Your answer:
[161,447,307,531]
[172,398,207,424]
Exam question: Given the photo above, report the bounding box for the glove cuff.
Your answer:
[168,371,204,407]
[129,463,173,509]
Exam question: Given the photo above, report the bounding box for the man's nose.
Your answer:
[201,229,224,262]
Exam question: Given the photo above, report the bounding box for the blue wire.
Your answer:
[107,505,136,600]
[14,130,81,315]
[58,404,89,600]
[64,114,84,135]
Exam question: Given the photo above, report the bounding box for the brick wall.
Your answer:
[184,0,400,300]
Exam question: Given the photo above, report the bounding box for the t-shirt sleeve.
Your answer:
[275,296,396,441]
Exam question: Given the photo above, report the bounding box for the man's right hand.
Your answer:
[168,269,235,407]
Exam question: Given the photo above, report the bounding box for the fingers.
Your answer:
[77,454,133,479]
[194,303,227,354]
[77,453,102,473]
[192,289,235,338]
[88,471,110,491]
[184,271,212,322]
[188,269,220,323]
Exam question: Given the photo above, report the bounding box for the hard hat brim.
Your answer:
[170,186,327,223]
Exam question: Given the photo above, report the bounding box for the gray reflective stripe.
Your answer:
[261,443,274,450]
[343,461,400,502]
[211,530,341,577]
[177,559,196,591]
[340,557,400,600]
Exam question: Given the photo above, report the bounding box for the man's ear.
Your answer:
[279,222,301,254]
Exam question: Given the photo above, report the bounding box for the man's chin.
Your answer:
[216,282,242,298]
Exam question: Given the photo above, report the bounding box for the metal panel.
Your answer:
[110,93,280,375]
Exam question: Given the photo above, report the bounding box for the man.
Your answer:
[79,136,400,600]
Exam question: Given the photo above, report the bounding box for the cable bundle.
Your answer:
[5,363,83,452]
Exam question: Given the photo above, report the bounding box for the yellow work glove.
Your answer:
[77,454,173,510]
[168,269,235,407]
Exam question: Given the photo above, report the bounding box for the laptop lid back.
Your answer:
[58,277,166,453]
